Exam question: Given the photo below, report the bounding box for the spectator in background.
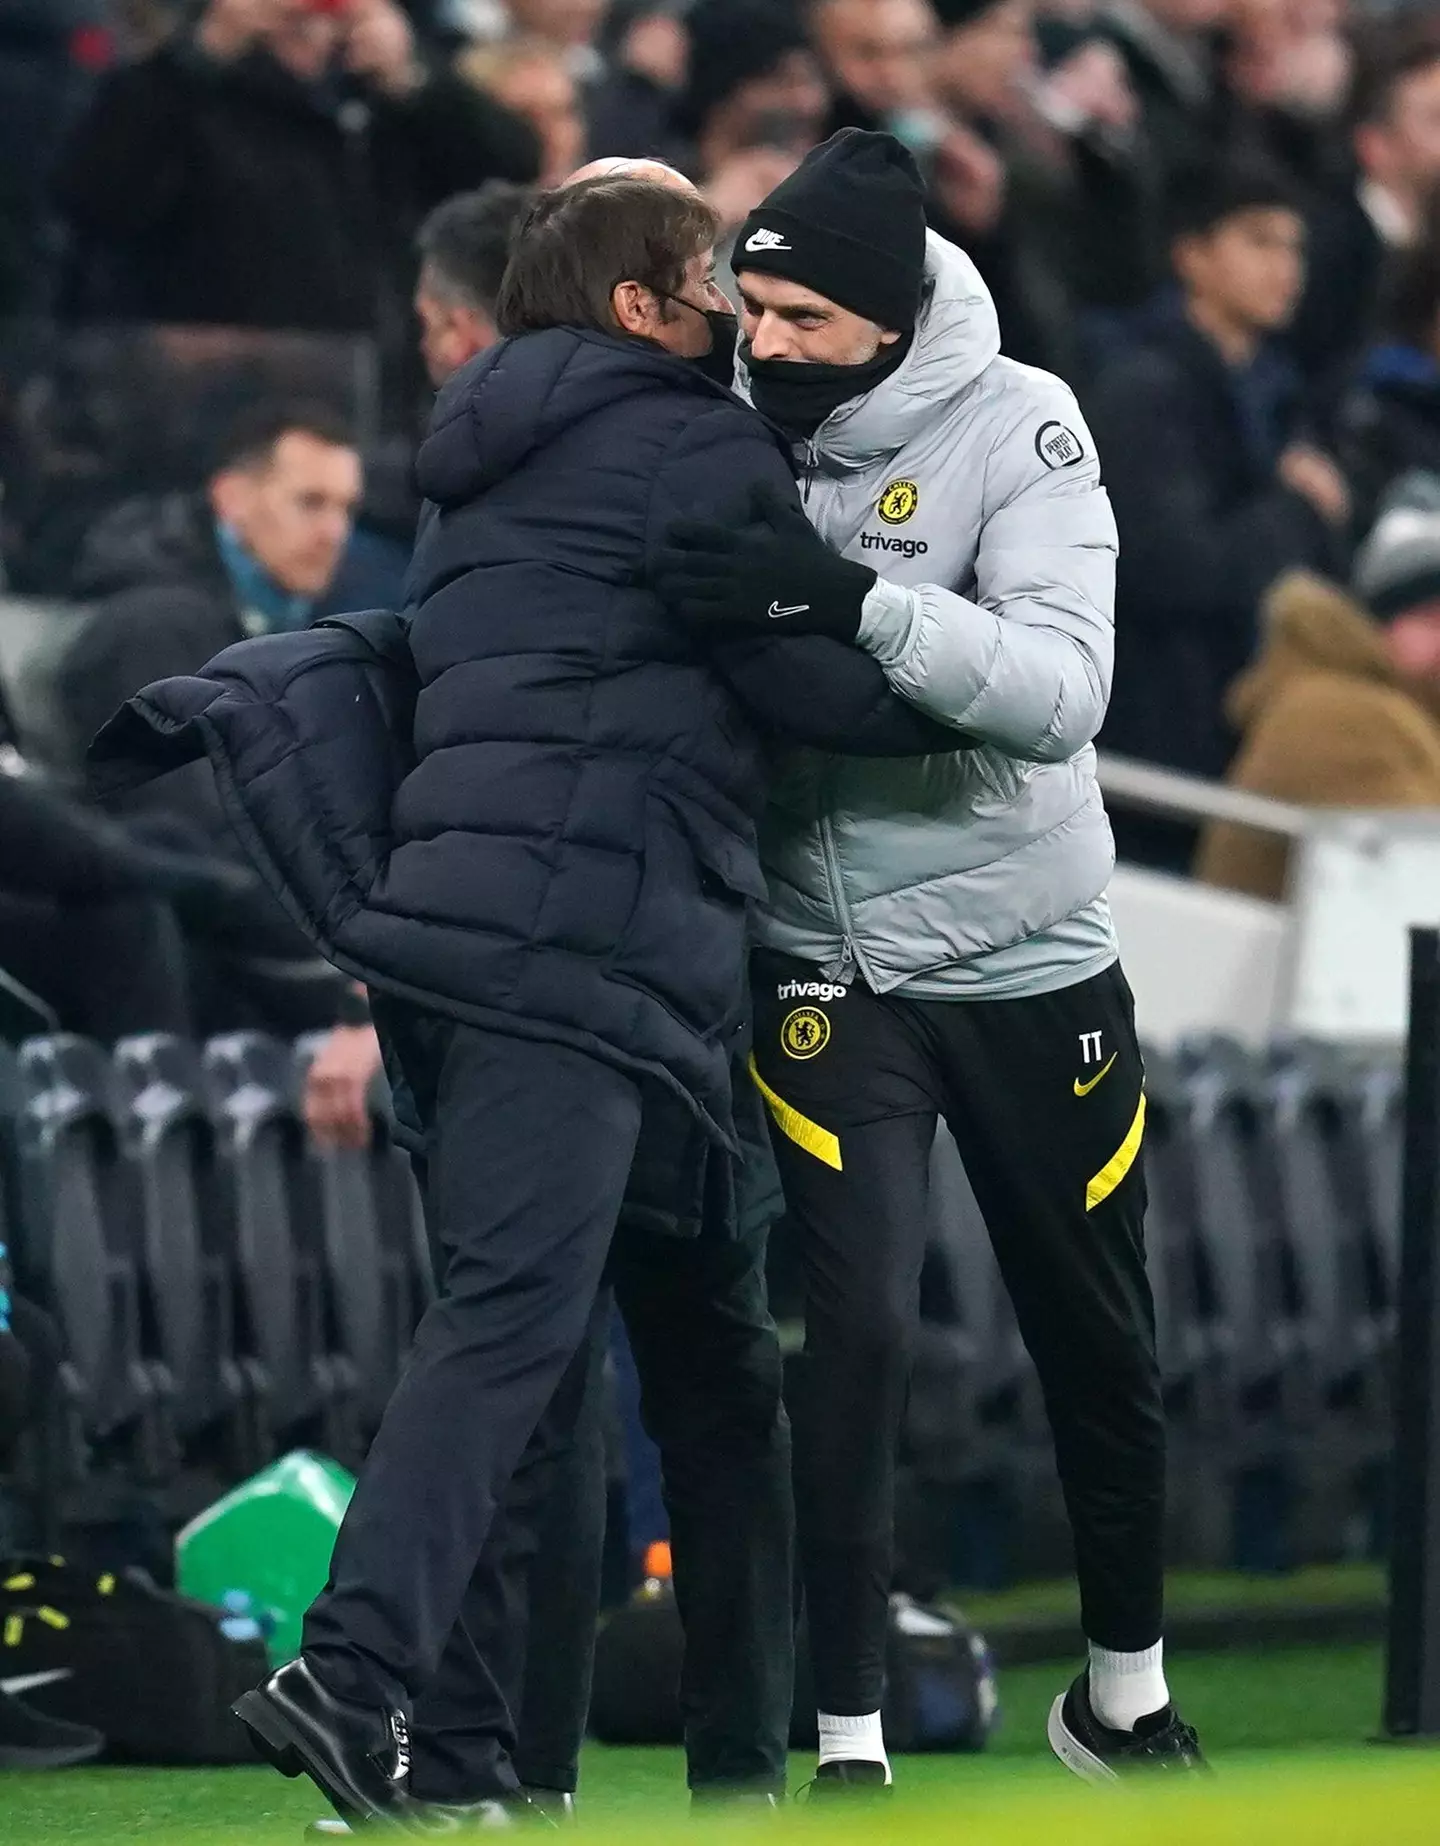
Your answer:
[62,402,361,721]
[53,0,541,337]
[1088,160,1349,819]
[0,0,105,317]
[56,402,361,1034]
[586,0,687,161]
[1343,213,1440,529]
[413,180,534,386]
[1292,21,1440,405]
[458,38,587,183]
[811,0,938,136]
[1197,476,1440,899]
[1225,0,1352,183]
[667,0,827,180]
[1086,0,1235,311]
[664,0,826,263]
[925,0,1086,371]
[504,0,606,67]
[933,1,1150,372]
[933,0,1036,127]
[307,185,534,1149]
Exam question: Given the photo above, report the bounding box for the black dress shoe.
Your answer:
[0,1686,105,1769]
[234,1657,422,1830]
[807,1761,892,1796]
[304,1791,560,1836]
[304,1803,520,1837]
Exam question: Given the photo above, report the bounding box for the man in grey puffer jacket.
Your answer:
[656,129,1204,1790]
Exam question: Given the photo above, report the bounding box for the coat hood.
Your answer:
[735,230,1002,468]
[1226,570,1412,731]
[416,326,742,507]
[70,491,225,600]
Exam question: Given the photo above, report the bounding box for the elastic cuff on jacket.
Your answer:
[856,575,918,662]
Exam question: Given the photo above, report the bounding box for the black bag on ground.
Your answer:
[589,1584,999,1752]
[0,1556,267,1762]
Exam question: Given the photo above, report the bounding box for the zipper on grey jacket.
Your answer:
[800,441,818,505]
[817,783,867,987]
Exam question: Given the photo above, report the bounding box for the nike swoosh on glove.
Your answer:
[653,481,877,643]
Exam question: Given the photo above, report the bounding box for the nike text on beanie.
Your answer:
[733,128,928,334]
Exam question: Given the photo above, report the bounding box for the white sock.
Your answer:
[1086,1641,1169,1733]
[817,1710,891,1780]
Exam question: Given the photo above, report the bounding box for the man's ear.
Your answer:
[464,307,499,354]
[878,327,903,347]
[612,279,655,335]
[209,468,244,528]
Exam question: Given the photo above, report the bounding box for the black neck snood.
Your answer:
[741,330,913,440]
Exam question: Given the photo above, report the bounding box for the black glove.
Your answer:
[653,481,877,643]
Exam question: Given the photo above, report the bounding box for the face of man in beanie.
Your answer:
[731,129,927,371]
[736,270,902,365]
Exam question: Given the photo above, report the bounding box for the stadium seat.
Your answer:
[202,1033,357,1467]
[1333,1051,1403,1306]
[1138,1053,1209,1421]
[1169,1041,1288,1423]
[1142,1056,1220,1567]
[14,1035,172,1472]
[1167,1037,1349,1565]
[111,1035,247,1459]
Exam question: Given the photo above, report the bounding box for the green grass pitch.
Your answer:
[8,1644,1440,1844]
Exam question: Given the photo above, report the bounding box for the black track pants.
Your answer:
[751,953,1165,1715]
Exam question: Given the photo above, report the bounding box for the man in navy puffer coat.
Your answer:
[199,177,960,1826]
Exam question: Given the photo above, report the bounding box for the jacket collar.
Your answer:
[734,232,1001,472]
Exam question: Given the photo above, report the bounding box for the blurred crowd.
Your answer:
[0,0,1438,1052]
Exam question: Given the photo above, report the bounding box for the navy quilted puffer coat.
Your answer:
[385,325,792,1137]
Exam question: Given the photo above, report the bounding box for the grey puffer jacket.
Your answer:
[745,232,1120,993]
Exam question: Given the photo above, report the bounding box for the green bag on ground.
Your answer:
[175,1451,355,1665]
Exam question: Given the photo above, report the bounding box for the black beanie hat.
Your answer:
[733,128,928,333]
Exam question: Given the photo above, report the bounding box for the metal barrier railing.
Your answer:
[1097,751,1310,839]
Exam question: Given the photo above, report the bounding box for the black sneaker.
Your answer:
[0,1686,105,1769]
[1047,1673,1206,1783]
[806,1761,892,1797]
[235,1657,423,1831]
